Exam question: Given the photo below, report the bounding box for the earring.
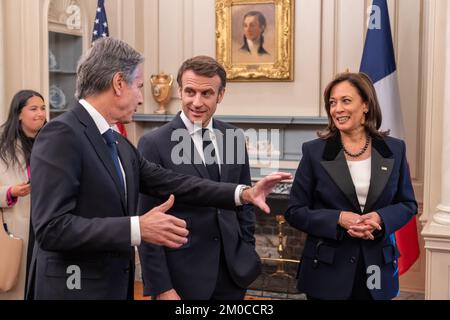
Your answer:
[361,112,367,125]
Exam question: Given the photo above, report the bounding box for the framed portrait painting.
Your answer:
[216,0,294,81]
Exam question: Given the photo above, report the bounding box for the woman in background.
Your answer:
[0,90,46,299]
[285,73,417,300]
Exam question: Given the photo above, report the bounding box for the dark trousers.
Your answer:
[349,251,373,300]
[210,244,246,300]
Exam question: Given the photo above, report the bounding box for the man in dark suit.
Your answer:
[27,38,290,300]
[138,56,260,300]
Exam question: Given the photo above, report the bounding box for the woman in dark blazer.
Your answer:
[285,72,417,300]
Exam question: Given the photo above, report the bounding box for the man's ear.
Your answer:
[112,72,124,97]
[217,88,225,104]
[177,87,182,99]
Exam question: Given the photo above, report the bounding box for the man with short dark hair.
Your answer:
[28,40,290,300]
[138,56,261,300]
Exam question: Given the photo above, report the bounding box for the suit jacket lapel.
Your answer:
[117,139,135,214]
[320,150,361,212]
[213,120,229,182]
[74,104,127,212]
[170,113,210,179]
[320,133,395,214]
[364,148,394,213]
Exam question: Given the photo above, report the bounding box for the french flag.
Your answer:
[360,0,419,275]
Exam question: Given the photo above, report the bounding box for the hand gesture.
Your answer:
[11,182,31,198]
[156,288,181,300]
[139,195,189,248]
[338,211,363,230]
[241,172,292,214]
[347,211,382,240]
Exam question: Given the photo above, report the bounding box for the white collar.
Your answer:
[180,111,214,135]
[79,99,112,135]
[246,38,261,54]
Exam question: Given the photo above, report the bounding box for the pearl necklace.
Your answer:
[341,134,370,158]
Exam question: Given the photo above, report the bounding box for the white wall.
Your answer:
[0,0,424,182]
[146,0,423,183]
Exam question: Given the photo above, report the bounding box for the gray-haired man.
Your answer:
[27,37,291,300]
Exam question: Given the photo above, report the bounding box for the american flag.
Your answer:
[91,0,127,137]
[92,0,109,43]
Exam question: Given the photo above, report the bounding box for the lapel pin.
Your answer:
[381,166,387,171]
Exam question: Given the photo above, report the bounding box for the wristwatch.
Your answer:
[239,185,251,205]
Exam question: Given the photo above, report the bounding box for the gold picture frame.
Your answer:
[216,0,294,81]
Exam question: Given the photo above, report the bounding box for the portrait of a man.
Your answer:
[216,0,293,81]
[240,11,269,56]
[232,4,275,64]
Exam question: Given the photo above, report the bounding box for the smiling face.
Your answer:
[328,81,368,135]
[19,95,46,138]
[179,70,224,127]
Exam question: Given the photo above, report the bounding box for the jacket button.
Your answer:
[312,259,319,269]
[213,237,219,241]
[350,257,356,264]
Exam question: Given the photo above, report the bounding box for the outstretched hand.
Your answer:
[241,172,293,214]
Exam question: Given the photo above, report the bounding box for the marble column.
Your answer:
[423,0,450,299]
[432,0,450,227]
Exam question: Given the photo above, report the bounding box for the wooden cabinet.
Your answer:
[47,0,88,119]
[48,31,83,119]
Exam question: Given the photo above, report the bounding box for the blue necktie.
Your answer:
[103,129,125,193]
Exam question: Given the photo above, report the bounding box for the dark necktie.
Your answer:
[103,129,125,193]
[202,128,220,182]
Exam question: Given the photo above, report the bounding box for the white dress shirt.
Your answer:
[79,99,141,246]
[246,38,261,56]
[180,111,246,206]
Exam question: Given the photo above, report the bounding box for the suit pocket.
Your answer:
[302,239,336,265]
[45,259,104,279]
